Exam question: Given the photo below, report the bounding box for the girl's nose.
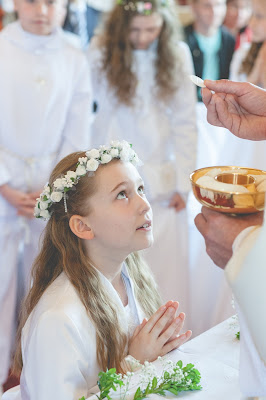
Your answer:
[139,195,151,215]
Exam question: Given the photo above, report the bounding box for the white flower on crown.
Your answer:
[120,142,133,162]
[110,140,123,149]
[86,149,100,159]
[53,178,65,191]
[34,204,41,217]
[101,153,112,164]
[34,140,141,221]
[76,164,87,176]
[39,200,49,210]
[110,148,119,158]
[50,191,63,203]
[87,158,99,171]
[66,171,77,180]
[78,157,87,165]
[42,184,51,198]
[40,209,50,219]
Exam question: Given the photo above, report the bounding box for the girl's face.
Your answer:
[224,0,252,31]
[14,0,65,35]
[249,0,266,43]
[192,0,227,31]
[85,161,153,259]
[128,12,163,50]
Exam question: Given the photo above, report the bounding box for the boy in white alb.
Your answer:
[0,0,92,390]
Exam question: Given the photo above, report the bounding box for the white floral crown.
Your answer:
[35,140,141,221]
[117,0,168,15]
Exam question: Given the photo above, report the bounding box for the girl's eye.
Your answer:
[138,185,145,194]
[117,191,127,200]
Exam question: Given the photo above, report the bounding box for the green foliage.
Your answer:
[96,368,124,400]
[133,361,202,400]
[79,360,202,400]
[235,331,240,340]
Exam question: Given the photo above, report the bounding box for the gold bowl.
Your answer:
[190,166,266,214]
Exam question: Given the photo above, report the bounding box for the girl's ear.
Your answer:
[69,215,94,240]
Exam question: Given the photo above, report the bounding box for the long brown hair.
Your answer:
[13,152,161,375]
[96,0,183,106]
[239,42,263,76]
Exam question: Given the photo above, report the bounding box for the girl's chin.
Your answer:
[137,238,154,251]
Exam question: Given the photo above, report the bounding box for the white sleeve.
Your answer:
[225,224,266,364]
[56,55,93,162]
[229,43,250,82]
[171,42,197,196]
[23,310,90,400]
[234,301,266,395]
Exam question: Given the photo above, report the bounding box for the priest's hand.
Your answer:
[194,206,264,269]
[202,80,266,140]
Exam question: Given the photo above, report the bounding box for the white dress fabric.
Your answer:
[2,265,145,400]
[225,224,266,395]
[87,40,197,319]
[187,103,235,338]
[0,21,92,385]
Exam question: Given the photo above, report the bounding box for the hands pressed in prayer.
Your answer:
[169,192,186,212]
[0,184,42,218]
[194,206,264,269]
[202,80,266,141]
[128,300,191,363]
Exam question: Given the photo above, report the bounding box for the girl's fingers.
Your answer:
[161,330,192,356]
[165,313,185,343]
[159,313,185,344]
[141,305,169,334]
[131,318,147,340]
[141,302,180,336]
[149,307,176,338]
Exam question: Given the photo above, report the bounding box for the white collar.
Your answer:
[2,21,64,52]
[96,262,144,324]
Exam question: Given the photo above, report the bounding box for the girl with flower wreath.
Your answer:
[87,0,197,320]
[3,141,192,400]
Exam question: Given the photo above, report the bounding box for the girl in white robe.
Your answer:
[0,0,92,388]
[2,141,191,400]
[86,0,197,319]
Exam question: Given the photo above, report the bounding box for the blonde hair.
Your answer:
[96,0,183,106]
[13,152,161,375]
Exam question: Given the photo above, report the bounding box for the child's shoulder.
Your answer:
[25,273,90,336]
[22,273,95,354]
